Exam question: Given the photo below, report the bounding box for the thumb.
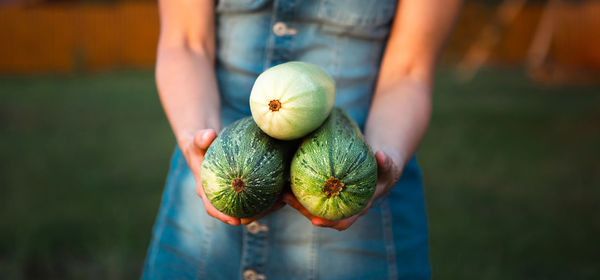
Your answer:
[194,129,217,150]
[375,151,392,172]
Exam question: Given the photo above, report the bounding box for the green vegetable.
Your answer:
[201,117,287,218]
[290,108,377,220]
[249,61,336,140]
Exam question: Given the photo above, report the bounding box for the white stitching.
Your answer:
[309,226,318,280]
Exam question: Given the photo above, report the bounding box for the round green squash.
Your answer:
[290,108,377,220]
[201,117,287,218]
[249,61,336,140]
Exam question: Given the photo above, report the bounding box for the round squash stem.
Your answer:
[323,177,345,198]
[232,178,245,193]
[269,100,281,111]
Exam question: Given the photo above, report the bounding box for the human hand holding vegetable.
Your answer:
[283,149,403,231]
[181,129,285,226]
[180,129,241,225]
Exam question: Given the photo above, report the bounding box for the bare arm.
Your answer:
[156,0,220,144]
[365,0,462,167]
[284,0,462,230]
[157,0,242,225]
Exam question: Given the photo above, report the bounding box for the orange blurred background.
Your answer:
[0,1,158,73]
[1,0,599,83]
[2,1,599,279]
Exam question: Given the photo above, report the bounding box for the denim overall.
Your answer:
[143,0,430,279]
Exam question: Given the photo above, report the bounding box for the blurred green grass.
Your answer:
[0,68,599,279]
[423,69,600,279]
[0,71,173,279]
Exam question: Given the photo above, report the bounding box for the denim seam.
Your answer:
[332,31,341,80]
[317,0,395,26]
[262,0,278,70]
[309,226,317,280]
[240,227,249,276]
[290,0,298,54]
[260,226,269,275]
[147,149,185,277]
[263,219,272,277]
[195,200,212,279]
[317,0,326,24]
[382,200,398,280]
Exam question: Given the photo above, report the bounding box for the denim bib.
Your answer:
[143,1,431,279]
[216,0,396,128]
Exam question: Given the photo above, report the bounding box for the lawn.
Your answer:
[423,69,600,279]
[1,68,599,279]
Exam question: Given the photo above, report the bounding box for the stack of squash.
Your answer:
[201,62,377,220]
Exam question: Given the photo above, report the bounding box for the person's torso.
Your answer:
[215,0,398,127]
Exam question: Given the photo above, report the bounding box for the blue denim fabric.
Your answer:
[143,0,430,279]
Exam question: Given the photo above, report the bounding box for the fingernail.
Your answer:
[312,219,324,226]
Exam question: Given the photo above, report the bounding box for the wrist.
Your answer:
[371,144,405,168]
[176,131,196,152]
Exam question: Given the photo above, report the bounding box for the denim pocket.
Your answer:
[216,0,271,12]
[319,0,396,26]
[317,0,396,38]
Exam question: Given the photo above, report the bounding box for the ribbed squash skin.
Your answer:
[290,108,377,220]
[249,61,335,140]
[201,117,286,218]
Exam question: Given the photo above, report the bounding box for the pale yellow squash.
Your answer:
[249,61,335,140]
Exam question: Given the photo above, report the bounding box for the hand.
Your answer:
[181,129,286,226]
[240,198,286,225]
[180,129,240,225]
[283,150,404,231]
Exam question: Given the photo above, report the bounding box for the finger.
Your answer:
[284,193,354,228]
[240,200,286,225]
[375,150,387,168]
[200,192,241,226]
[194,129,217,150]
[281,192,299,206]
[311,217,337,227]
[376,150,393,172]
[282,193,309,215]
[282,193,319,220]
[331,215,359,231]
[283,196,337,227]
[358,202,372,216]
[195,184,205,198]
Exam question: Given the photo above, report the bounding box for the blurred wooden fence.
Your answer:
[0,2,158,73]
[0,1,598,73]
[548,1,600,69]
[446,1,600,69]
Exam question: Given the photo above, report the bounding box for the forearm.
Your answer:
[156,0,220,149]
[365,0,461,167]
[156,46,221,148]
[364,77,431,167]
